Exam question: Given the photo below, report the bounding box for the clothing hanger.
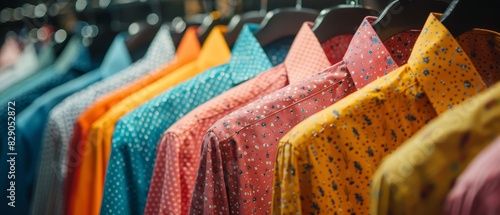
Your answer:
[197,0,230,44]
[224,11,265,47]
[371,0,450,42]
[124,0,163,61]
[169,14,208,49]
[77,5,120,63]
[253,0,319,47]
[440,0,500,37]
[312,0,378,43]
[125,22,161,61]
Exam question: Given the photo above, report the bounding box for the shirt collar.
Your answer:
[143,25,176,59]
[99,33,132,77]
[344,17,401,90]
[410,13,490,114]
[229,24,274,85]
[283,22,333,84]
[174,27,201,63]
[53,36,93,72]
[196,25,231,70]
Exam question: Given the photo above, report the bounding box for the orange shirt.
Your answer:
[69,26,230,215]
[64,27,200,215]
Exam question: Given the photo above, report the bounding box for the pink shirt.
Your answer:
[445,136,500,215]
[189,17,419,215]
[144,22,353,215]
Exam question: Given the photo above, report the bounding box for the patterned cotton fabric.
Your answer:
[79,25,230,215]
[0,35,131,215]
[371,41,500,214]
[145,22,351,215]
[189,17,419,215]
[273,13,500,215]
[64,27,200,215]
[31,26,176,215]
[100,24,292,215]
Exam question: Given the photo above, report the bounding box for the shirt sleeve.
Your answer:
[272,142,304,214]
[189,131,230,215]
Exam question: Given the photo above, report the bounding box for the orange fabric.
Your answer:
[70,26,230,215]
[64,27,200,215]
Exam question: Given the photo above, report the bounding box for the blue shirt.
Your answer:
[0,36,95,215]
[0,35,132,215]
[100,24,293,215]
[0,36,94,153]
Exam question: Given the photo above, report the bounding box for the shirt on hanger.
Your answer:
[32,26,176,215]
[0,36,94,157]
[100,24,292,215]
[190,17,419,215]
[64,27,200,215]
[0,34,131,215]
[446,136,500,215]
[273,13,500,215]
[0,43,55,92]
[0,36,94,106]
[0,36,23,70]
[371,40,500,214]
[76,25,231,215]
[146,22,352,215]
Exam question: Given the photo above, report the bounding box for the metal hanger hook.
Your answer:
[260,0,267,14]
[296,0,302,9]
[346,0,361,5]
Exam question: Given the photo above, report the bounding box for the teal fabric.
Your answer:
[100,24,293,215]
[1,34,132,215]
[31,25,176,215]
[0,36,95,215]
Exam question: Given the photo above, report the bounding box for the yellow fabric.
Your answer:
[73,26,230,215]
[371,53,500,214]
[272,14,500,215]
[66,28,200,215]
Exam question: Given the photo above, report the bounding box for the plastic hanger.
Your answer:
[371,0,450,42]
[440,0,500,37]
[312,1,378,43]
[123,0,164,61]
[125,22,161,61]
[224,11,265,47]
[197,0,230,44]
[75,6,118,64]
[168,16,204,49]
[253,0,319,47]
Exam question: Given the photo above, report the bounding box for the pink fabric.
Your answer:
[0,37,22,70]
[445,136,500,215]
[144,22,353,215]
[189,17,419,215]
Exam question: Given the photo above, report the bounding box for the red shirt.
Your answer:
[189,17,419,215]
[144,22,352,215]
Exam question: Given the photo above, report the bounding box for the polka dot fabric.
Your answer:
[65,27,201,215]
[145,22,352,215]
[189,17,418,215]
[274,13,500,215]
[32,26,176,215]
[100,24,292,215]
[78,26,230,215]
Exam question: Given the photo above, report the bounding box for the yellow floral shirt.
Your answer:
[371,48,500,215]
[273,13,500,215]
